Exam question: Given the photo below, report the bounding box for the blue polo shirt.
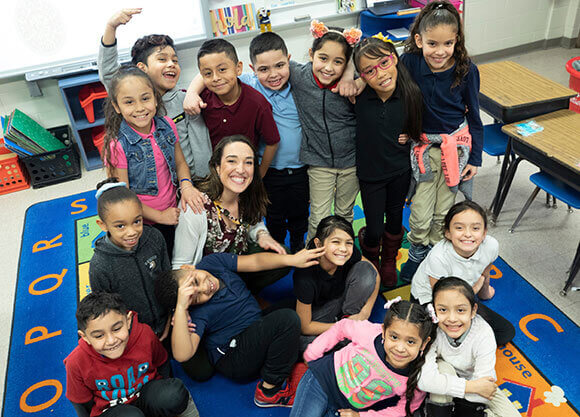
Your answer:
[400,53,484,167]
[189,253,262,364]
[239,73,304,169]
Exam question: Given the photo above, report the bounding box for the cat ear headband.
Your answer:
[310,20,362,46]
[95,182,127,199]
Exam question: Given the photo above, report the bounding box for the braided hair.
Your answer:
[383,300,436,416]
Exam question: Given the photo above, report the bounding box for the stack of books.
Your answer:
[1,109,65,157]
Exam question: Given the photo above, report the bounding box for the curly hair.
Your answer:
[101,65,165,171]
[131,34,176,65]
[197,135,268,225]
[383,300,436,417]
[353,37,423,142]
[404,0,470,88]
[154,269,184,312]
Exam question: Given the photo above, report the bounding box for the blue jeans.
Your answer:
[290,370,337,417]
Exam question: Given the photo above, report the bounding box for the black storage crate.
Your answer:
[21,125,82,188]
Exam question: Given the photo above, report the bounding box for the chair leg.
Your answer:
[552,195,557,209]
[509,186,541,233]
[496,156,501,164]
[568,205,573,213]
[561,242,580,296]
[545,192,551,208]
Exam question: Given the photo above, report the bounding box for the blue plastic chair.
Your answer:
[483,123,509,164]
[508,171,580,233]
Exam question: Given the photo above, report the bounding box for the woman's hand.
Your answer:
[461,164,478,181]
[180,183,206,214]
[398,134,410,144]
[291,247,326,268]
[159,207,180,225]
[257,232,286,254]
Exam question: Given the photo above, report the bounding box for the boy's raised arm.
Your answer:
[102,9,142,46]
[171,276,201,362]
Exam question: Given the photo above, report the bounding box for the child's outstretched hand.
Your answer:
[159,207,180,225]
[107,8,142,31]
[291,247,326,268]
[398,134,410,144]
[467,377,497,400]
[338,409,360,417]
[180,183,207,214]
[183,90,207,115]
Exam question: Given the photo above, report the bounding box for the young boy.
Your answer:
[239,32,309,253]
[64,292,198,417]
[155,249,323,407]
[98,9,212,184]
[191,38,280,178]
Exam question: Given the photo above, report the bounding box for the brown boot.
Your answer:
[380,228,404,287]
[358,227,380,270]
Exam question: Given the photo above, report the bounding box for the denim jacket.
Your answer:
[117,116,178,195]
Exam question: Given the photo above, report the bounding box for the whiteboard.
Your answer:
[0,0,209,79]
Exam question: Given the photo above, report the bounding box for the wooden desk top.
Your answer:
[502,109,580,173]
[479,61,576,109]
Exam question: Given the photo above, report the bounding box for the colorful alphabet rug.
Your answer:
[3,191,579,417]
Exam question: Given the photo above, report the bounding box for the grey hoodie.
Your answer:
[89,225,170,336]
[98,40,212,178]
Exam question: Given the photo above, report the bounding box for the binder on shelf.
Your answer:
[5,109,66,153]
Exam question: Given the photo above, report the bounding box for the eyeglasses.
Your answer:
[360,55,395,80]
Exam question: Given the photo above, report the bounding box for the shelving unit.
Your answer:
[58,72,105,171]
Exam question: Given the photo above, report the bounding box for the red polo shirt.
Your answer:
[201,81,280,149]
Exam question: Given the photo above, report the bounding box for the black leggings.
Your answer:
[359,171,411,247]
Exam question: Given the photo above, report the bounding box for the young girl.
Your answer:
[102,65,201,256]
[291,299,435,417]
[410,201,515,346]
[352,36,423,287]
[289,20,362,241]
[419,277,521,416]
[293,215,380,351]
[399,1,484,281]
[89,178,171,340]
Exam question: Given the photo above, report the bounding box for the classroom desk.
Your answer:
[478,61,577,222]
[501,109,580,295]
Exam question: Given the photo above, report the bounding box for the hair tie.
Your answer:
[372,32,394,44]
[426,303,439,323]
[343,27,362,45]
[434,2,446,10]
[95,182,127,200]
[384,296,402,309]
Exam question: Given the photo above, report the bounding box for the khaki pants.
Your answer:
[408,147,457,247]
[431,360,521,417]
[307,166,359,242]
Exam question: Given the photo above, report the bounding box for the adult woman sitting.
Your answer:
[173,134,286,293]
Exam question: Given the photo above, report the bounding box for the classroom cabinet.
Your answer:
[58,72,105,171]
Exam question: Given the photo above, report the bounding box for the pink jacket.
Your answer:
[304,319,426,417]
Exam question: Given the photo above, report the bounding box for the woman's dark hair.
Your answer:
[131,34,176,66]
[353,37,423,142]
[197,135,268,225]
[443,200,487,232]
[76,292,127,331]
[96,177,142,221]
[306,215,355,249]
[102,65,165,170]
[383,300,436,417]
[432,276,476,309]
[404,0,470,88]
[311,27,353,63]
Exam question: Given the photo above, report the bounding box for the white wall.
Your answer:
[464,0,578,55]
[0,15,357,142]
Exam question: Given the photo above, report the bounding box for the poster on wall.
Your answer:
[210,3,256,37]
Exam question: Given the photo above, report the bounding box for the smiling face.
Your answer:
[434,288,477,339]
[414,24,457,72]
[216,141,255,195]
[444,209,486,258]
[358,52,398,101]
[250,49,291,91]
[316,229,354,268]
[309,40,347,86]
[178,269,221,306]
[199,52,243,103]
[112,75,157,135]
[79,310,132,360]
[138,45,181,95]
[382,318,427,369]
[97,199,143,251]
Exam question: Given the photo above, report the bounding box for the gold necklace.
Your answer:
[213,201,241,225]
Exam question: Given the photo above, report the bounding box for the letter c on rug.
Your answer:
[70,198,88,215]
[25,326,62,345]
[519,313,563,342]
[28,269,67,295]
[19,379,62,413]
